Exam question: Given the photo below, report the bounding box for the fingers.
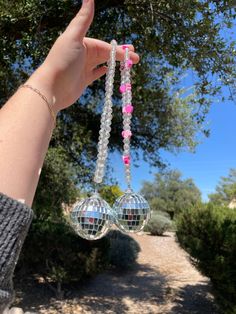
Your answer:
[67,0,94,41]
[84,38,140,66]
[116,45,139,63]
[89,66,108,84]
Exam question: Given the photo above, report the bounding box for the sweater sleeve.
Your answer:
[0,193,33,313]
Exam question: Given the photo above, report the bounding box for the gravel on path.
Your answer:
[14,232,218,314]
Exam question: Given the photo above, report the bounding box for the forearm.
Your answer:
[0,193,33,312]
[0,0,139,208]
[0,66,57,207]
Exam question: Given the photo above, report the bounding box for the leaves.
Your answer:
[141,169,201,219]
[176,204,236,312]
[0,0,235,185]
[209,168,236,206]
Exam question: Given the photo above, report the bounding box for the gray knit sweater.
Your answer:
[0,193,33,313]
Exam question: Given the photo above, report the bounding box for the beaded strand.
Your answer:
[94,40,117,184]
[120,45,133,189]
[70,41,151,240]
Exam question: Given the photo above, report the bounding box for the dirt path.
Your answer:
[15,232,218,313]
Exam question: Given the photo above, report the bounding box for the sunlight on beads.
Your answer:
[69,40,150,240]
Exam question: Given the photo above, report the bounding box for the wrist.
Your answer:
[26,65,60,114]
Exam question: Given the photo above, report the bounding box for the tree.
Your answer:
[141,170,201,219]
[99,185,123,206]
[0,0,236,184]
[209,168,236,206]
[32,146,79,219]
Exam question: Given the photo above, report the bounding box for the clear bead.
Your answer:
[125,169,131,176]
[123,116,130,122]
[124,149,130,156]
[125,168,131,175]
[98,130,105,140]
[106,107,113,115]
[101,151,108,158]
[98,162,104,169]
[103,139,109,146]
[100,143,107,151]
[123,123,131,130]
[105,120,112,127]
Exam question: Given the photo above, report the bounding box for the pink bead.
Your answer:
[125,59,133,69]
[122,130,132,138]
[126,83,132,91]
[123,155,130,165]
[122,104,134,114]
[122,44,129,50]
[119,84,126,93]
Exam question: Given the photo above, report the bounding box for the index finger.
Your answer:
[84,38,140,66]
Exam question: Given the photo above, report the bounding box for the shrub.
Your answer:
[18,222,141,296]
[176,203,236,313]
[107,230,140,270]
[144,212,172,235]
[17,219,110,297]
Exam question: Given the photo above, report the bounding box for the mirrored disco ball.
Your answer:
[113,190,151,233]
[70,192,112,240]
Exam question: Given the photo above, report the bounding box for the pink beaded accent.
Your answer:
[120,45,133,187]
[119,84,126,93]
[122,44,129,50]
[122,130,132,138]
[123,155,130,165]
[125,59,133,69]
[126,83,132,91]
[122,104,134,114]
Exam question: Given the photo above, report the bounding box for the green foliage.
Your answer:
[18,224,141,295]
[144,212,172,236]
[107,230,141,270]
[18,218,110,296]
[209,168,236,206]
[0,0,236,174]
[33,146,79,220]
[99,185,123,206]
[141,170,201,219]
[176,203,236,313]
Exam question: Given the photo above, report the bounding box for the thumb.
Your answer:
[67,0,94,41]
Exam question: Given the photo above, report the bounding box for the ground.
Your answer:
[14,232,218,313]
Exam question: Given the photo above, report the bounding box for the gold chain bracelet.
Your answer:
[20,84,56,128]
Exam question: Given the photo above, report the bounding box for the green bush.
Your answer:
[107,230,141,270]
[17,219,110,297]
[176,203,236,313]
[144,212,172,235]
[18,222,141,296]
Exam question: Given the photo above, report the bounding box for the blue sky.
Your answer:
[111,97,236,201]
[111,22,236,202]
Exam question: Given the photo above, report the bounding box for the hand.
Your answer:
[30,0,140,112]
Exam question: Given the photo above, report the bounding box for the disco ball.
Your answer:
[113,190,151,233]
[70,192,112,240]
